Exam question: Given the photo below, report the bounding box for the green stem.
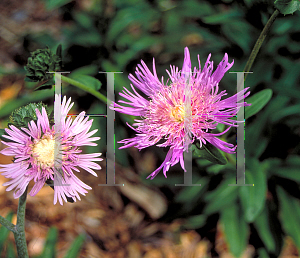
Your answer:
[13,187,29,258]
[0,215,16,233]
[60,74,107,104]
[243,9,279,81]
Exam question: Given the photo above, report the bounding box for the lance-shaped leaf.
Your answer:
[192,141,227,165]
[245,89,273,119]
[277,186,300,252]
[63,234,86,258]
[0,212,14,254]
[221,204,248,258]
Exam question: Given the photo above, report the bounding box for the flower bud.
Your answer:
[9,102,52,129]
[25,47,61,82]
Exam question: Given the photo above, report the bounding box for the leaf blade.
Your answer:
[245,89,273,119]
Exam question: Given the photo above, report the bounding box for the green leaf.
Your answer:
[245,89,273,119]
[68,74,101,91]
[71,65,98,76]
[85,103,108,156]
[39,227,58,258]
[243,0,255,7]
[222,21,253,53]
[249,136,268,159]
[0,212,14,254]
[277,187,300,252]
[221,204,248,258]
[286,155,300,166]
[203,177,239,215]
[202,10,243,24]
[73,12,94,29]
[273,167,300,183]
[247,59,273,86]
[6,240,17,258]
[63,234,86,258]
[206,163,233,174]
[24,77,37,82]
[72,32,102,46]
[239,159,267,222]
[253,206,276,253]
[272,19,293,34]
[106,4,158,44]
[184,214,207,229]
[269,155,300,182]
[245,95,288,157]
[270,104,300,122]
[192,141,227,165]
[43,0,73,10]
[175,178,208,203]
[257,248,270,258]
[180,0,214,18]
[274,0,300,15]
[34,79,55,91]
[216,123,225,133]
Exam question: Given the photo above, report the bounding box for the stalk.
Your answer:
[243,9,279,81]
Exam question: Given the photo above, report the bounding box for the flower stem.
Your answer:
[13,187,29,258]
[60,74,107,104]
[243,9,279,81]
[0,215,16,233]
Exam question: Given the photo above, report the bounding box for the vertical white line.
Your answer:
[98,72,124,186]
[53,72,67,186]
[228,72,253,186]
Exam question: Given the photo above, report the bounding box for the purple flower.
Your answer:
[0,95,102,205]
[111,47,250,179]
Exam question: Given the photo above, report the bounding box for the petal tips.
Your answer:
[182,47,191,76]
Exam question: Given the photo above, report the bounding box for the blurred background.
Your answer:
[0,0,300,257]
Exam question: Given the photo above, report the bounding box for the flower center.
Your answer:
[170,105,185,122]
[32,137,55,167]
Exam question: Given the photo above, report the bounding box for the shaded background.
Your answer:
[0,0,300,257]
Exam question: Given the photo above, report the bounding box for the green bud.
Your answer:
[9,102,53,129]
[25,47,61,82]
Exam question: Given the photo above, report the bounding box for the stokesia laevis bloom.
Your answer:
[0,95,102,205]
[111,47,250,179]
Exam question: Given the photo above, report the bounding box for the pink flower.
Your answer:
[112,47,250,179]
[0,95,102,205]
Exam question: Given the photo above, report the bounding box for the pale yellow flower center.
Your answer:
[170,105,185,122]
[32,137,55,167]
